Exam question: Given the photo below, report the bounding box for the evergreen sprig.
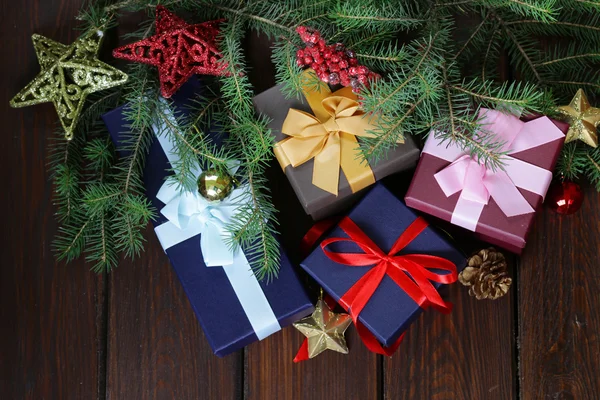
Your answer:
[49,0,600,277]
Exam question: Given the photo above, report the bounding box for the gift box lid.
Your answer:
[253,83,421,220]
[301,183,466,347]
[102,79,314,356]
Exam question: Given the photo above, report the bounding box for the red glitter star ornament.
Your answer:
[113,6,228,98]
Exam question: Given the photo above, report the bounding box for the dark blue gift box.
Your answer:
[102,79,313,357]
[301,183,465,347]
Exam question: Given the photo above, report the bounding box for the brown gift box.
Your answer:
[253,83,420,220]
[405,116,569,254]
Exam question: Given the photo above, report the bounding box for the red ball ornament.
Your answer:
[547,180,584,215]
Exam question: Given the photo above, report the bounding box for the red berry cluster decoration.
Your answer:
[295,26,380,92]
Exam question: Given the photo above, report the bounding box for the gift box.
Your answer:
[102,79,313,357]
[300,183,466,348]
[405,109,568,254]
[252,69,420,220]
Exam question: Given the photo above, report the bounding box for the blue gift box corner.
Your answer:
[102,79,314,357]
[301,183,466,347]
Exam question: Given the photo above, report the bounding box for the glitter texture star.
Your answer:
[293,298,352,359]
[557,88,600,148]
[112,6,227,98]
[10,31,128,140]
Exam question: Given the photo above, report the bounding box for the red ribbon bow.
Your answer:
[295,216,458,360]
[324,217,458,322]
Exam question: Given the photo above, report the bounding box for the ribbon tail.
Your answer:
[339,132,375,193]
[356,321,405,356]
[485,171,534,217]
[312,133,341,195]
[451,194,486,232]
[293,339,310,363]
[201,222,234,267]
[223,250,281,340]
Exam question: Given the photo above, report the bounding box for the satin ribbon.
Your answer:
[315,216,457,356]
[275,69,403,195]
[151,99,280,340]
[424,108,565,231]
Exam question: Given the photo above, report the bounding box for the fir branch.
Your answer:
[503,19,600,33]
[452,13,492,61]
[208,4,294,35]
[499,17,542,82]
[556,142,586,180]
[218,15,280,278]
[534,53,600,66]
[587,148,600,190]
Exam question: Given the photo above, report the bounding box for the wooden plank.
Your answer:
[383,270,515,400]
[382,169,516,400]
[106,229,242,399]
[245,326,380,400]
[0,0,104,399]
[518,186,600,399]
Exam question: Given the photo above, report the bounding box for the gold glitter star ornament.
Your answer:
[293,298,352,359]
[557,89,600,148]
[10,31,128,140]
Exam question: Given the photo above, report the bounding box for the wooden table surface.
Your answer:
[2,2,600,399]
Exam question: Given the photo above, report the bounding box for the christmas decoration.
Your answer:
[112,6,227,98]
[10,31,128,140]
[295,26,379,92]
[459,248,512,300]
[197,169,235,202]
[547,180,584,215]
[293,295,351,361]
[35,0,600,276]
[406,109,567,254]
[557,89,600,148]
[301,184,464,356]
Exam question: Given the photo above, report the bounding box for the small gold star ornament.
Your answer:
[293,297,352,359]
[556,89,600,148]
[10,31,128,140]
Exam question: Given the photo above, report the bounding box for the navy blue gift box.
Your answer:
[301,183,466,347]
[102,79,313,357]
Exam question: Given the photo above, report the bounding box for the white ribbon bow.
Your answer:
[155,166,246,267]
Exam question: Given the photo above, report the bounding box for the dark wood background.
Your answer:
[2,1,599,399]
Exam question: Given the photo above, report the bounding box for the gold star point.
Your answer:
[557,88,600,148]
[10,31,128,140]
[293,298,352,359]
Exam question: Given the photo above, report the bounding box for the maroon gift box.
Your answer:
[405,115,569,254]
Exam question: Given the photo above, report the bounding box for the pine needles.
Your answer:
[49,0,600,277]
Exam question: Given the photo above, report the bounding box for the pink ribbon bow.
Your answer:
[423,109,565,231]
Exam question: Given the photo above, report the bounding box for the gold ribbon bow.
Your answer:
[275,69,403,195]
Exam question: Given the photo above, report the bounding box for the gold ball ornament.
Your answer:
[197,169,234,202]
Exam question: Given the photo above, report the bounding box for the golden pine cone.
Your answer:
[458,248,512,300]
